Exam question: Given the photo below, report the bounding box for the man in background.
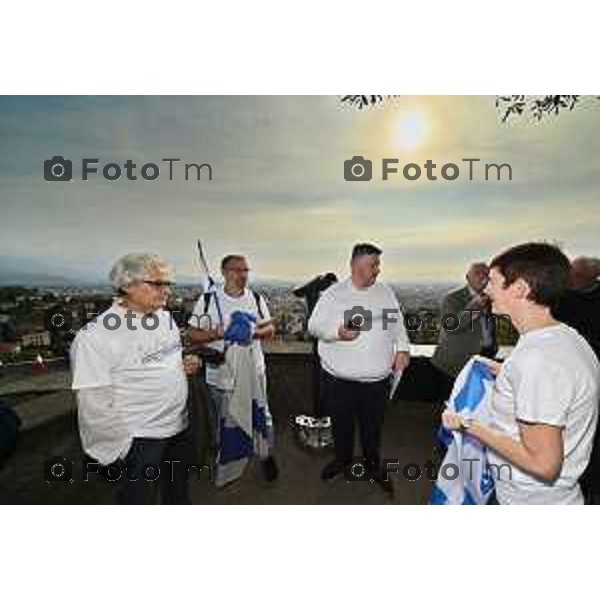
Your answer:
[430,262,497,402]
[554,256,600,359]
[554,256,600,502]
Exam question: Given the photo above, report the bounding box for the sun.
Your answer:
[393,110,430,152]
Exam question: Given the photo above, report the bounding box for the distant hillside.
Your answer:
[0,271,82,286]
[0,256,100,287]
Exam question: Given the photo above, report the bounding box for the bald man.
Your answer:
[430,262,497,389]
[570,257,600,292]
[554,256,600,360]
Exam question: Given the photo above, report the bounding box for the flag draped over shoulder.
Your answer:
[215,344,272,487]
[429,358,496,505]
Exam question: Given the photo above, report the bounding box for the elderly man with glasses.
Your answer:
[70,253,200,504]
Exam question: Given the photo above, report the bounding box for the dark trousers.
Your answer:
[428,363,456,405]
[117,428,194,505]
[581,429,600,504]
[323,371,389,470]
[429,363,455,423]
[428,364,456,464]
[487,491,500,505]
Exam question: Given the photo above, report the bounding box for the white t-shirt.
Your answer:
[188,286,271,390]
[71,304,188,464]
[308,278,410,382]
[488,323,600,504]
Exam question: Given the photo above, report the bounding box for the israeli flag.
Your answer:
[216,344,272,487]
[429,358,496,505]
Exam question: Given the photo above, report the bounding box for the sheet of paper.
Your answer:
[389,369,403,400]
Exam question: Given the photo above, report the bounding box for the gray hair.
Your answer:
[109,253,174,291]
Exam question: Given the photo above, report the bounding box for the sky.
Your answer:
[0,95,599,284]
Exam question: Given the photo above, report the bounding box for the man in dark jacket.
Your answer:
[554,256,600,503]
[554,257,600,358]
[430,263,498,399]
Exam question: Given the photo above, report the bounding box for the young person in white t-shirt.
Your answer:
[187,254,278,482]
[71,253,200,504]
[443,242,600,504]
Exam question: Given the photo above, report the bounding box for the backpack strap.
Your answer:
[203,292,211,315]
[252,289,265,320]
[203,291,224,325]
[204,288,263,321]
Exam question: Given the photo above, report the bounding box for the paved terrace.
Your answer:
[0,348,446,504]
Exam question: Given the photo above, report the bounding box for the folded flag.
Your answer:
[216,344,272,487]
[224,311,256,345]
[429,358,496,505]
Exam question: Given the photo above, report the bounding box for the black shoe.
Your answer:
[321,460,346,481]
[369,468,395,497]
[374,475,394,497]
[261,456,279,482]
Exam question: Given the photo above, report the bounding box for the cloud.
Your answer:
[1,95,599,282]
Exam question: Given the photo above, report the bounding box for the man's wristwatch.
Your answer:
[459,417,474,433]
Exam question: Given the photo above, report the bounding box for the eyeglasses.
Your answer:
[142,280,174,289]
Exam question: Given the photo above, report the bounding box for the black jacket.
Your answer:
[554,282,600,360]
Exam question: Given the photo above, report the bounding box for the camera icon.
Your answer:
[44,156,73,182]
[44,456,74,482]
[344,155,372,181]
[43,306,74,333]
[343,305,372,331]
[344,458,375,482]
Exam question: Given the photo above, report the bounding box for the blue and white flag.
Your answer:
[216,344,272,487]
[429,358,496,505]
